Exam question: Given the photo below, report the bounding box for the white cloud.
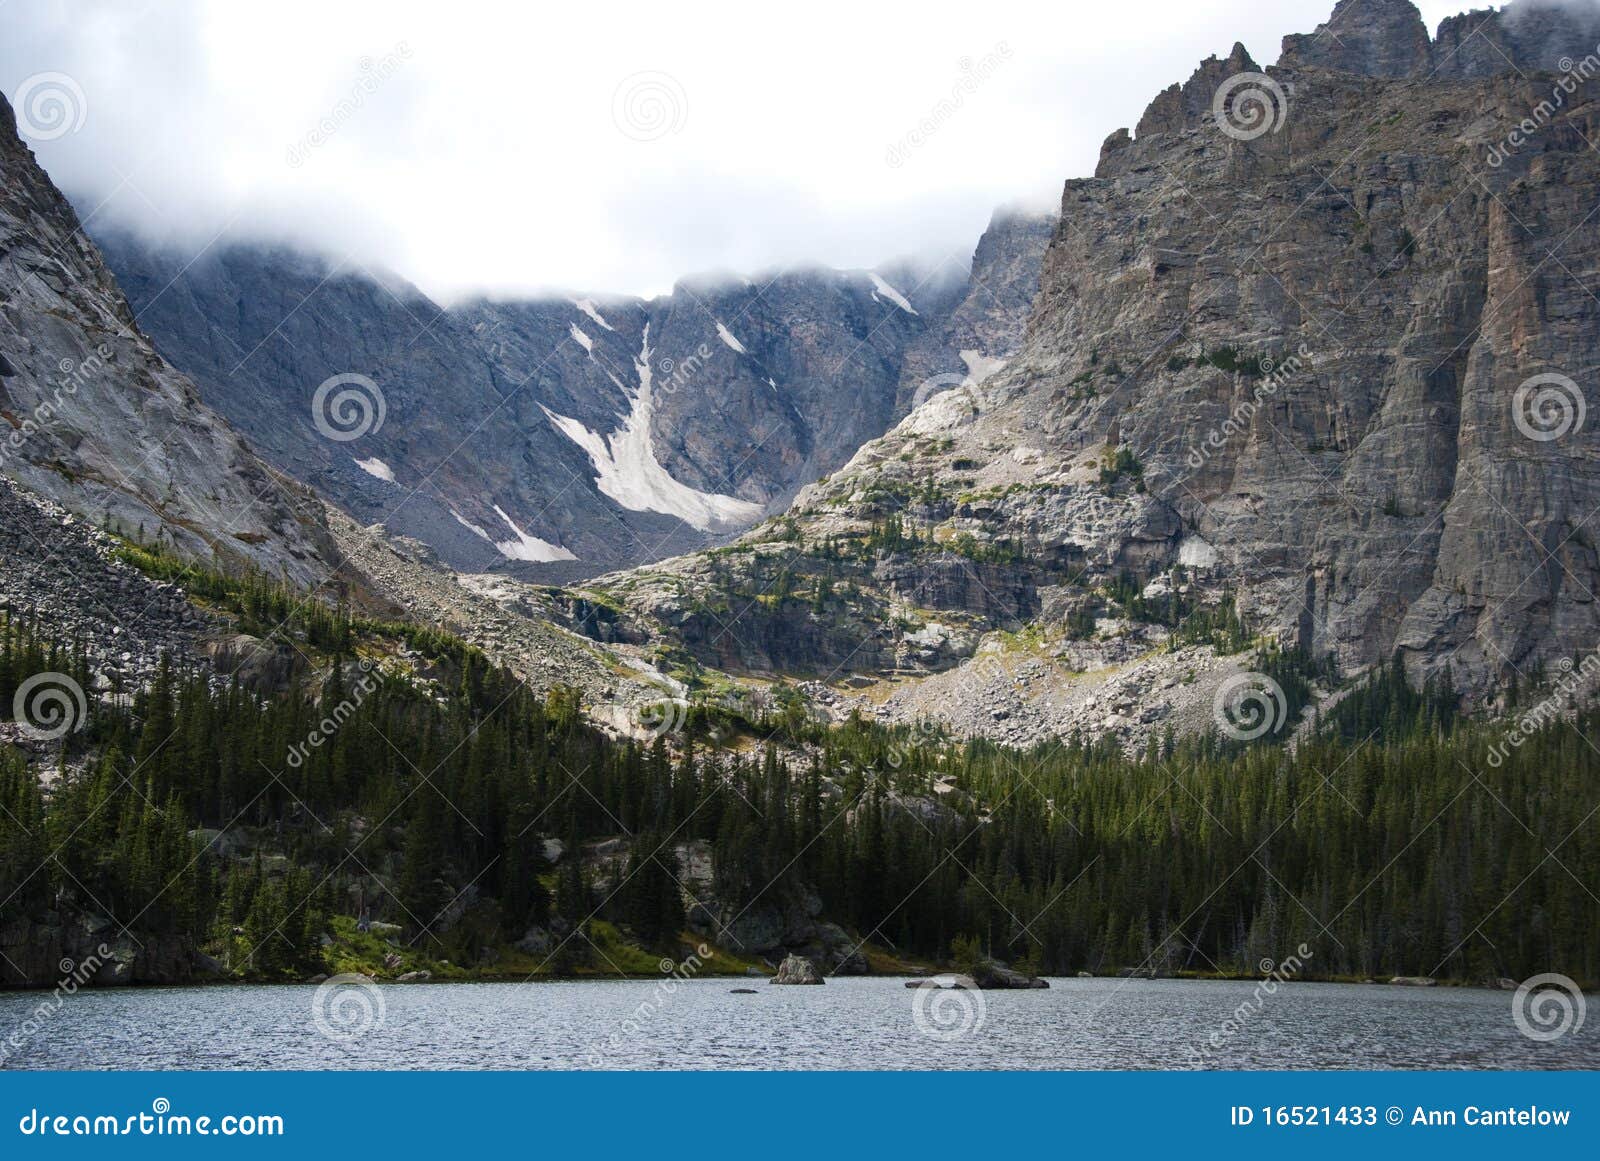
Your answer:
[1,0,1475,301]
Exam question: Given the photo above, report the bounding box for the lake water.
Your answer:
[2,977,1596,1070]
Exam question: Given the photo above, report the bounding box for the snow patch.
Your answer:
[451,509,492,542]
[569,323,594,353]
[869,272,919,315]
[959,349,1007,384]
[541,323,765,532]
[572,298,614,331]
[492,504,577,563]
[354,457,395,483]
[1178,536,1219,569]
[715,322,747,355]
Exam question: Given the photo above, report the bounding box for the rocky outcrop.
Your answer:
[971,959,1050,989]
[0,475,218,692]
[94,209,1051,577]
[0,911,197,988]
[1279,0,1433,78]
[613,0,1600,715]
[0,94,333,585]
[769,954,824,985]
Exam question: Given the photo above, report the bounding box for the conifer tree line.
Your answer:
[1,614,1595,984]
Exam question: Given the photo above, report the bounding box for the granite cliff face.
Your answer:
[0,95,333,583]
[96,210,1052,576]
[594,0,1600,734]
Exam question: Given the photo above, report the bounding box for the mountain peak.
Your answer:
[1279,0,1432,78]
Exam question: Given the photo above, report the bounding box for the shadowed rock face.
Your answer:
[1283,0,1600,79]
[0,95,333,584]
[94,211,1052,577]
[1003,0,1600,697]
[603,0,1600,712]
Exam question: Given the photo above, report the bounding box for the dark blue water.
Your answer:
[2,977,1594,1070]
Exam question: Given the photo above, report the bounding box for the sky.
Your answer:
[2,0,1473,302]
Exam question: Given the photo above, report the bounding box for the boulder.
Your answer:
[769,954,824,985]
[972,959,1049,989]
[907,973,979,990]
[1388,976,1436,987]
[396,970,432,982]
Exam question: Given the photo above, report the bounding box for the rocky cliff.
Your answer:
[593,0,1600,738]
[0,95,334,585]
[94,210,1051,576]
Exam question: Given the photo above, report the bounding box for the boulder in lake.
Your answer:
[1388,976,1436,987]
[396,969,432,982]
[972,959,1049,989]
[769,954,824,984]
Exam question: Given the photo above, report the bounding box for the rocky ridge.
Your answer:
[95,209,1053,577]
[0,93,335,586]
[588,0,1600,747]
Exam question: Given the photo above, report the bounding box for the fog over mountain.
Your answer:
[3,0,1468,301]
